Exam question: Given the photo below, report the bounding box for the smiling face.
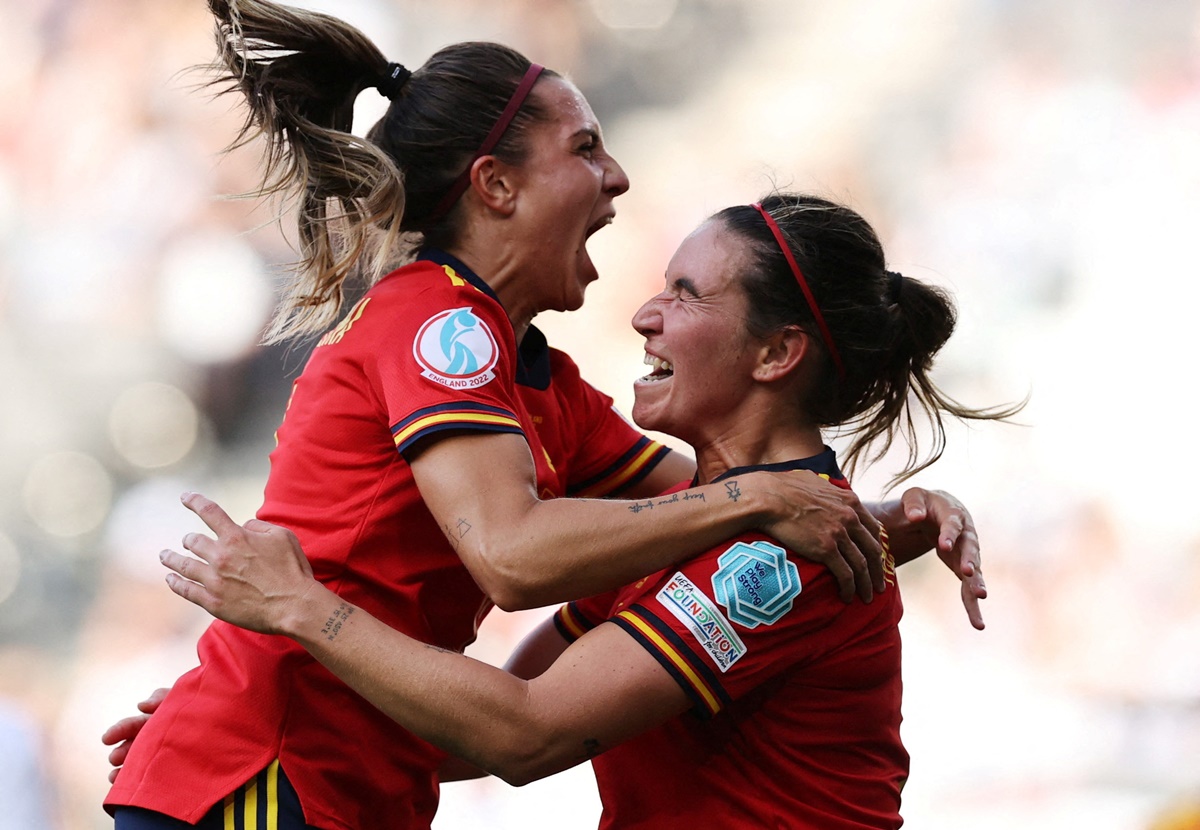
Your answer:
[506,76,629,314]
[630,219,766,449]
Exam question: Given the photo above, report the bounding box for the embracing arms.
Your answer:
[406,431,884,609]
[158,500,687,786]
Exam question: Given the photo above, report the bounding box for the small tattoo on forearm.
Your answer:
[455,518,472,538]
[683,491,705,502]
[725,481,742,502]
[627,499,656,514]
[320,602,355,641]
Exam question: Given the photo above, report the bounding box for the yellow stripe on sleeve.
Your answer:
[557,605,588,640]
[392,412,522,448]
[574,441,665,498]
[223,793,235,830]
[615,610,721,715]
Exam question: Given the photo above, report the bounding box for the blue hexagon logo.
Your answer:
[711,540,801,628]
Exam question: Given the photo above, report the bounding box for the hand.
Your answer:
[159,492,319,635]
[758,470,885,604]
[898,488,986,630]
[101,687,170,784]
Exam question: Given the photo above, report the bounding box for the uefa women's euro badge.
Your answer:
[712,540,802,628]
[413,307,500,389]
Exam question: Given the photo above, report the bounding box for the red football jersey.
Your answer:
[555,450,908,830]
[106,251,668,830]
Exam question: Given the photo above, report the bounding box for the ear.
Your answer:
[466,155,518,216]
[752,326,811,383]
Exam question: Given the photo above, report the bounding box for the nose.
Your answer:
[604,152,631,197]
[631,293,662,336]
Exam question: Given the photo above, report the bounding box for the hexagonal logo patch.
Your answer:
[711,540,801,629]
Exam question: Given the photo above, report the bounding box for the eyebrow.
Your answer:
[671,276,700,296]
[571,126,600,143]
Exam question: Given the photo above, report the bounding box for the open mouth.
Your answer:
[586,214,614,238]
[640,353,674,382]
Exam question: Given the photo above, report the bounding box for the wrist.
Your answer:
[740,470,779,529]
[278,581,340,642]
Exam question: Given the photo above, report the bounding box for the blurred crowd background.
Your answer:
[2,0,1199,828]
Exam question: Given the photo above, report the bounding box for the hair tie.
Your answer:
[750,202,846,380]
[376,62,412,100]
[886,270,903,305]
[428,63,545,223]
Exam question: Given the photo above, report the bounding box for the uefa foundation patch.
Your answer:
[712,540,801,628]
[413,307,499,389]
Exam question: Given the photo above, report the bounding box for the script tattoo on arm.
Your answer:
[628,491,706,514]
[320,602,356,642]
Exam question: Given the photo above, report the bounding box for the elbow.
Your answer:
[471,543,552,612]
[479,733,573,787]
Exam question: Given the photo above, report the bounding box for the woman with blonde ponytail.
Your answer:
[104,2,990,828]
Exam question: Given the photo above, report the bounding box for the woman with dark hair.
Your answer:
[157,192,1019,830]
[103,1,986,827]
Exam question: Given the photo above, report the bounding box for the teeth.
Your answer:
[642,354,674,374]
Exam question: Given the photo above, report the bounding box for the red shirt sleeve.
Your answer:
[609,530,894,718]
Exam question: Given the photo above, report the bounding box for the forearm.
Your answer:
[451,476,771,610]
[285,588,605,785]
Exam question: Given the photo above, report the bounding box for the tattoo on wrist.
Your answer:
[725,480,742,502]
[320,602,355,641]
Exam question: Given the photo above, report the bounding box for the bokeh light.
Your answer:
[155,231,274,364]
[0,533,20,607]
[108,382,199,470]
[20,451,114,541]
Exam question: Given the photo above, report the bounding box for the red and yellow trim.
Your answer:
[614,610,722,716]
[571,440,669,498]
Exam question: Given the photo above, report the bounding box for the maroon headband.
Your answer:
[428,63,545,223]
[750,202,845,379]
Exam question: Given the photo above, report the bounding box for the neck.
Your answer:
[444,218,538,342]
[691,403,825,485]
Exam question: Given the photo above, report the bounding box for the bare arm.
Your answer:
[594,444,987,627]
[159,512,687,787]
[869,488,987,630]
[408,432,881,609]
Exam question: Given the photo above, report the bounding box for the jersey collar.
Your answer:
[417,248,552,390]
[701,447,844,486]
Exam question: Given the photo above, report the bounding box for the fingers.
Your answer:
[107,739,133,768]
[900,487,929,523]
[100,715,149,747]
[138,687,170,714]
[181,492,240,538]
[160,550,221,615]
[962,577,986,630]
[837,533,875,604]
[822,544,857,604]
[841,491,883,598]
